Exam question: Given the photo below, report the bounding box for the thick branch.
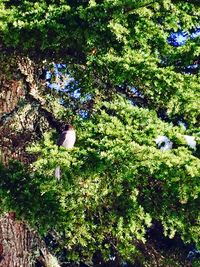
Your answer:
[0,104,22,127]
[17,57,63,133]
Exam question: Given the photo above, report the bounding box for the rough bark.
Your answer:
[0,54,62,164]
[0,53,63,267]
[0,79,23,116]
[0,213,60,267]
[0,213,37,267]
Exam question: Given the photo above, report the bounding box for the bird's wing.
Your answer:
[57,131,66,146]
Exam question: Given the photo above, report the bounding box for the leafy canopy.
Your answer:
[1,96,200,262]
[0,0,200,264]
[0,0,200,126]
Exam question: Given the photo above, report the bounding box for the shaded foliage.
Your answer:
[0,0,200,266]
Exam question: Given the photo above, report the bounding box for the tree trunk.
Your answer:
[0,212,40,267]
[0,213,60,267]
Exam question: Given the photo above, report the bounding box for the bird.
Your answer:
[55,124,76,180]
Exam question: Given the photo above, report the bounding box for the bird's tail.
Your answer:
[55,166,61,180]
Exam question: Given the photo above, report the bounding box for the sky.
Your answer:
[168,27,200,46]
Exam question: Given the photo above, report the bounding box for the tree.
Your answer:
[0,0,200,266]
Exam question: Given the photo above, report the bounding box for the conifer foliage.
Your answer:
[0,0,200,266]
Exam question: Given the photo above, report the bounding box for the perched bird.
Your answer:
[55,124,76,180]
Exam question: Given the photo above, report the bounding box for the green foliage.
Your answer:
[0,160,64,234]
[0,0,200,126]
[193,259,200,267]
[1,97,199,262]
[1,0,200,265]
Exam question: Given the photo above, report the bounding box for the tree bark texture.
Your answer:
[0,213,60,267]
[0,213,39,267]
[0,78,23,116]
[0,55,62,165]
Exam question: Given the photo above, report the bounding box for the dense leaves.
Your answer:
[1,97,199,263]
[0,0,200,127]
[0,0,200,265]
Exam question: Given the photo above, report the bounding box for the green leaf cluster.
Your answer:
[1,96,199,262]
